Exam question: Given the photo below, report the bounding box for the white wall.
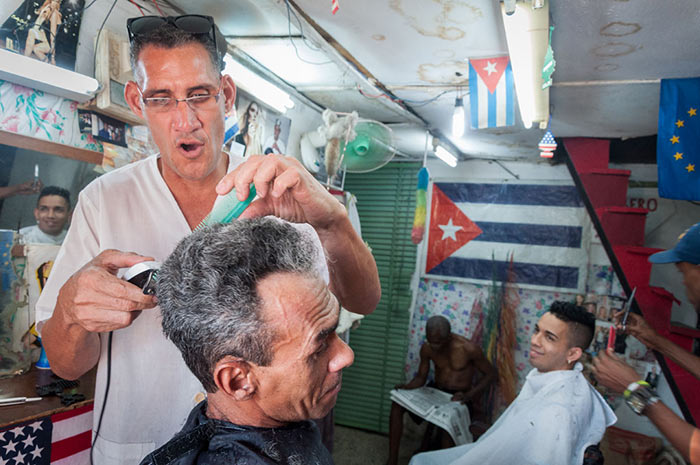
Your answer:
[426,157,573,182]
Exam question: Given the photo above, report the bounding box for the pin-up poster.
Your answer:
[226,92,291,158]
[1,0,85,70]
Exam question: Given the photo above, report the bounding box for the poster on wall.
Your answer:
[421,179,592,293]
[1,0,86,70]
[228,92,291,158]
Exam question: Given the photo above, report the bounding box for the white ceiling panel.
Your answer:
[289,0,508,86]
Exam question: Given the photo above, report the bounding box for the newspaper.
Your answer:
[390,386,473,445]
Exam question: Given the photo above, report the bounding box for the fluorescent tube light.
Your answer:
[223,55,294,113]
[434,145,458,167]
[500,2,550,129]
[452,97,465,138]
[0,49,100,103]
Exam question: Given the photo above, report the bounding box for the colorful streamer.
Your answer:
[411,167,429,244]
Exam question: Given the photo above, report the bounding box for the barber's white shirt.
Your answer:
[36,154,329,464]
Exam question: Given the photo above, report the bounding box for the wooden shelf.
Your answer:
[0,130,102,165]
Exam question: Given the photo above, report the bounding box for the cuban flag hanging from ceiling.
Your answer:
[423,180,591,292]
[468,56,515,129]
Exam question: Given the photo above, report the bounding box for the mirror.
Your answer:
[0,143,99,231]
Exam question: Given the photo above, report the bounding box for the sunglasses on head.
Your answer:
[127,15,224,63]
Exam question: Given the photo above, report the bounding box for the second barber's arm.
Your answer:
[593,348,700,464]
[42,250,157,379]
[617,311,700,380]
[218,154,381,315]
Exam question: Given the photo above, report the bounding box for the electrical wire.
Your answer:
[284,0,333,66]
[128,0,146,16]
[151,0,166,17]
[283,0,323,52]
[90,331,113,465]
[356,85,456,107]
[92,0,119,79]
[82,0,101,12]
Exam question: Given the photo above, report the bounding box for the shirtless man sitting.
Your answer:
[388,315,496,465]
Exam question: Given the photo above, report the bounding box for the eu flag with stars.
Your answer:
[657,77,700,200]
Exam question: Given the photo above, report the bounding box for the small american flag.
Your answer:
[331,0,339,14]
[0,404,93,464]
[538,130,557,158]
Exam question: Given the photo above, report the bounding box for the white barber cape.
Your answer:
[410,363,616,465]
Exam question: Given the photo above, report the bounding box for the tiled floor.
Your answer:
[333,420,428,465]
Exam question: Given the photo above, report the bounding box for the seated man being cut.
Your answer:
[140,217,355,464]
[409,302,617,465]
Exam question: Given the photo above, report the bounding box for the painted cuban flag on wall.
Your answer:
[468,57,515,129]
[422,180,591,292]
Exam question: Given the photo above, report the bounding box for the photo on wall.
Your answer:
[91,113,127,148]
[1,0,86,70]
[227,91,291,158]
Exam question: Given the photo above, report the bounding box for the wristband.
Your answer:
[624,381,659,415]
[623,380,650,399]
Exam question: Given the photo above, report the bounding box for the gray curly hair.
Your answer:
[157,217,322,392]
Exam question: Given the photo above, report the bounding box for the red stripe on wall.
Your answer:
[50,430,92,462]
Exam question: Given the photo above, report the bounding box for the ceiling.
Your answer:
[166,0,700,162]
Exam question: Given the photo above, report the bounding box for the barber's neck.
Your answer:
[206,391,288,429]
[157,154,228,230]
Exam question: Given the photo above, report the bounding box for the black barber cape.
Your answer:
[140,401,334,465]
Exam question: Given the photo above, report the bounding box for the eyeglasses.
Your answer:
[126,15,223,63]
[137,82,223,113]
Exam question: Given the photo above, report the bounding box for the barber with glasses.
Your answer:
[35,15,380,465]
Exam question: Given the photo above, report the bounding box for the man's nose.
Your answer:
[172,100,202,131]
[328,335,354,373]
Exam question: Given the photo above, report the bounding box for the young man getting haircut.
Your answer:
[410,301,616,465]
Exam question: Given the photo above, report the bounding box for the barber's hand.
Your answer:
[216,154,345,231]
[15,179,42,195]
[592,348,641,393]
[54,250,158,333]
[613,310,659,349]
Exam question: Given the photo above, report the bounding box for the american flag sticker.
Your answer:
[538,130,557,158]
[0,404,93,464]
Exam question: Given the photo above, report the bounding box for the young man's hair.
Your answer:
[426,315,451,338]
[38,186,70,209]
[129,22,225,81]
[548,301,595,350]
[156,218,325,392]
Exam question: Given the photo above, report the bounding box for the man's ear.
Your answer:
[213,356,256,401]
[221,74,236,114]
[33,208,40,222]
[567,346,583,364]
[124,80,145,119]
